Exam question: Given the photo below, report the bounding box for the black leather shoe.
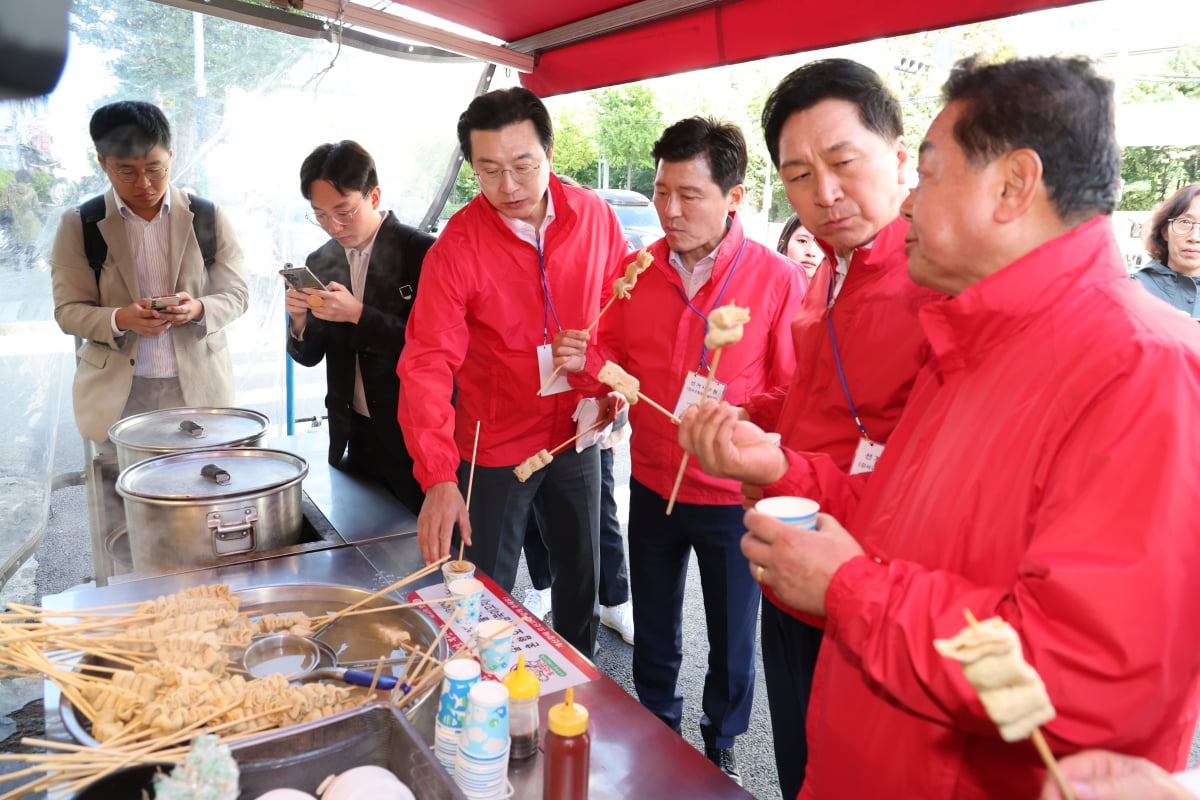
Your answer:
[705,746,742,786]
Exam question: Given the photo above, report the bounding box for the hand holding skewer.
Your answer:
[666,303,751,514]
[538,248,654,396]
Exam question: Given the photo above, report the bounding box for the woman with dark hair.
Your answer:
[1133,182,1200,317]
[775,213,821,289]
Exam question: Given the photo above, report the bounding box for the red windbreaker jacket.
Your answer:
[746,216,943,514]
[591,213,804,504]
[396,177,627,489]
[801,217,1200,798]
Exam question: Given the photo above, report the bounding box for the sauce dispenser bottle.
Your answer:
[543,686,590,800]
[502,653,541,760]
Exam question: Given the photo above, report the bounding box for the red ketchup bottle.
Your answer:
[543,686,590,800]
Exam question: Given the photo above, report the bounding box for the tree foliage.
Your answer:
[1117,43,1200,210]
[593,85,661,191]
[70,0,297,190]
[551,108,600,187]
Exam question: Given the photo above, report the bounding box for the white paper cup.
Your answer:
[475,619,513,677]
[755,496,819,529]
[443,560,476,591]
[459,681,511,760]
[449,577,484,635]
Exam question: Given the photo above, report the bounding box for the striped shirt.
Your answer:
[116,194,177,378]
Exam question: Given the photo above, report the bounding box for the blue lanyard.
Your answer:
[824,270,870,440]
[673,237,747,372]
[537,238,562,343]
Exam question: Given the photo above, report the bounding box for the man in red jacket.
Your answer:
[396,88,627,658]
[687,55,1200,798]
[555,116,805,784]
[679,60,942,798]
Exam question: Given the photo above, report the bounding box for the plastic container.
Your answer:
[543,687,590,800]
[502,653,541,760]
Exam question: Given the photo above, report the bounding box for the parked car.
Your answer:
[595,188,663,251]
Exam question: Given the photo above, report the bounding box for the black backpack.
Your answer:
[79,193,217,282]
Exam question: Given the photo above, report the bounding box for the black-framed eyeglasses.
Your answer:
[111,164,170,184]
[306,201,364,229]
[1168,218,1200,236]
[473,162,543,188]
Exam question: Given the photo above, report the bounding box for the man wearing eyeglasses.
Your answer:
[50,100,248,444]
[286,140,435,512]
[397,87,629,658]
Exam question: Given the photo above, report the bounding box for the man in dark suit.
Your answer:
[286,140,434,511]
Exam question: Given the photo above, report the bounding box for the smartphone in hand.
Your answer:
[146,294,182,311]
[279,264,327,292]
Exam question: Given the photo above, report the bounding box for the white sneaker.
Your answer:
[600,601,635,645]
[522,587,551,620]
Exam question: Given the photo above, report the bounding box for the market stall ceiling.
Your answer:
[390,0,1097,96]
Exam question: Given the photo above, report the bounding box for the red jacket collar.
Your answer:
[919,215,1123,370]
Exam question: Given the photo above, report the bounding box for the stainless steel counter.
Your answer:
[41,435,751,800]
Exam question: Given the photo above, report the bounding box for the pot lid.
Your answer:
[116,448,307,501]
[108,407,269,451]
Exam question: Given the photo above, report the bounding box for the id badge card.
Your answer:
[672,370,727,419]
[537,344,571,396]
[849,437,885,475]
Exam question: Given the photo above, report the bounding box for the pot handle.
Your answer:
[201,463,231,485]
[179,420,205,438]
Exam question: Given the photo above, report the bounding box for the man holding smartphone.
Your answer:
[50,100,248,444]
[286,140,435,511]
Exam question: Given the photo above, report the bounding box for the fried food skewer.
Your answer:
[666,303,750,514]
[936,609,1074,800]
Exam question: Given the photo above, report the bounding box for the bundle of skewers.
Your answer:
[0,560,466,799]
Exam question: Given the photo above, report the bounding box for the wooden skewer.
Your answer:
[459,420,481,563]
[666,347,723,515]
[637,391,682,425]
[584,294,619,334]
[549,416,610,458]
[308,596,459,627]
[538,364,568,397]
[320,559,447,627]
[961,609,1075,800]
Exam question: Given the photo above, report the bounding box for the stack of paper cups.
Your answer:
[454,681,512,800]
[435,658,482,775]
[755,496,819,529]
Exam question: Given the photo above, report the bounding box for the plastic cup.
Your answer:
[755,496,819,529]
[443,559,475,592]
[475,619,513,677]
[449,577,484,636]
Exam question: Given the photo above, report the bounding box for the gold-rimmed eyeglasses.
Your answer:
[473,162,543,188]
[1168,218,1200,237]
[306,201,364,229]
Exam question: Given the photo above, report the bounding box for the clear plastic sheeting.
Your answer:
[0,261,68,587]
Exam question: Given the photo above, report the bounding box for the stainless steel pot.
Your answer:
[108,407,269,472]
[116,448,307,574]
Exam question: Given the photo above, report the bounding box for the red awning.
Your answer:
[394,0,1094,96]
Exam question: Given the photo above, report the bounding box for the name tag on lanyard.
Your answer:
[672,370,727,419]
[537,343,571,396]
[849,437,885,475]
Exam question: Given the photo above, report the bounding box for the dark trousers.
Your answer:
[627,479,759,750]
[459,445,600,657]
[761,598,824,798]
[345,411,424,512]
[524,447,629,606]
